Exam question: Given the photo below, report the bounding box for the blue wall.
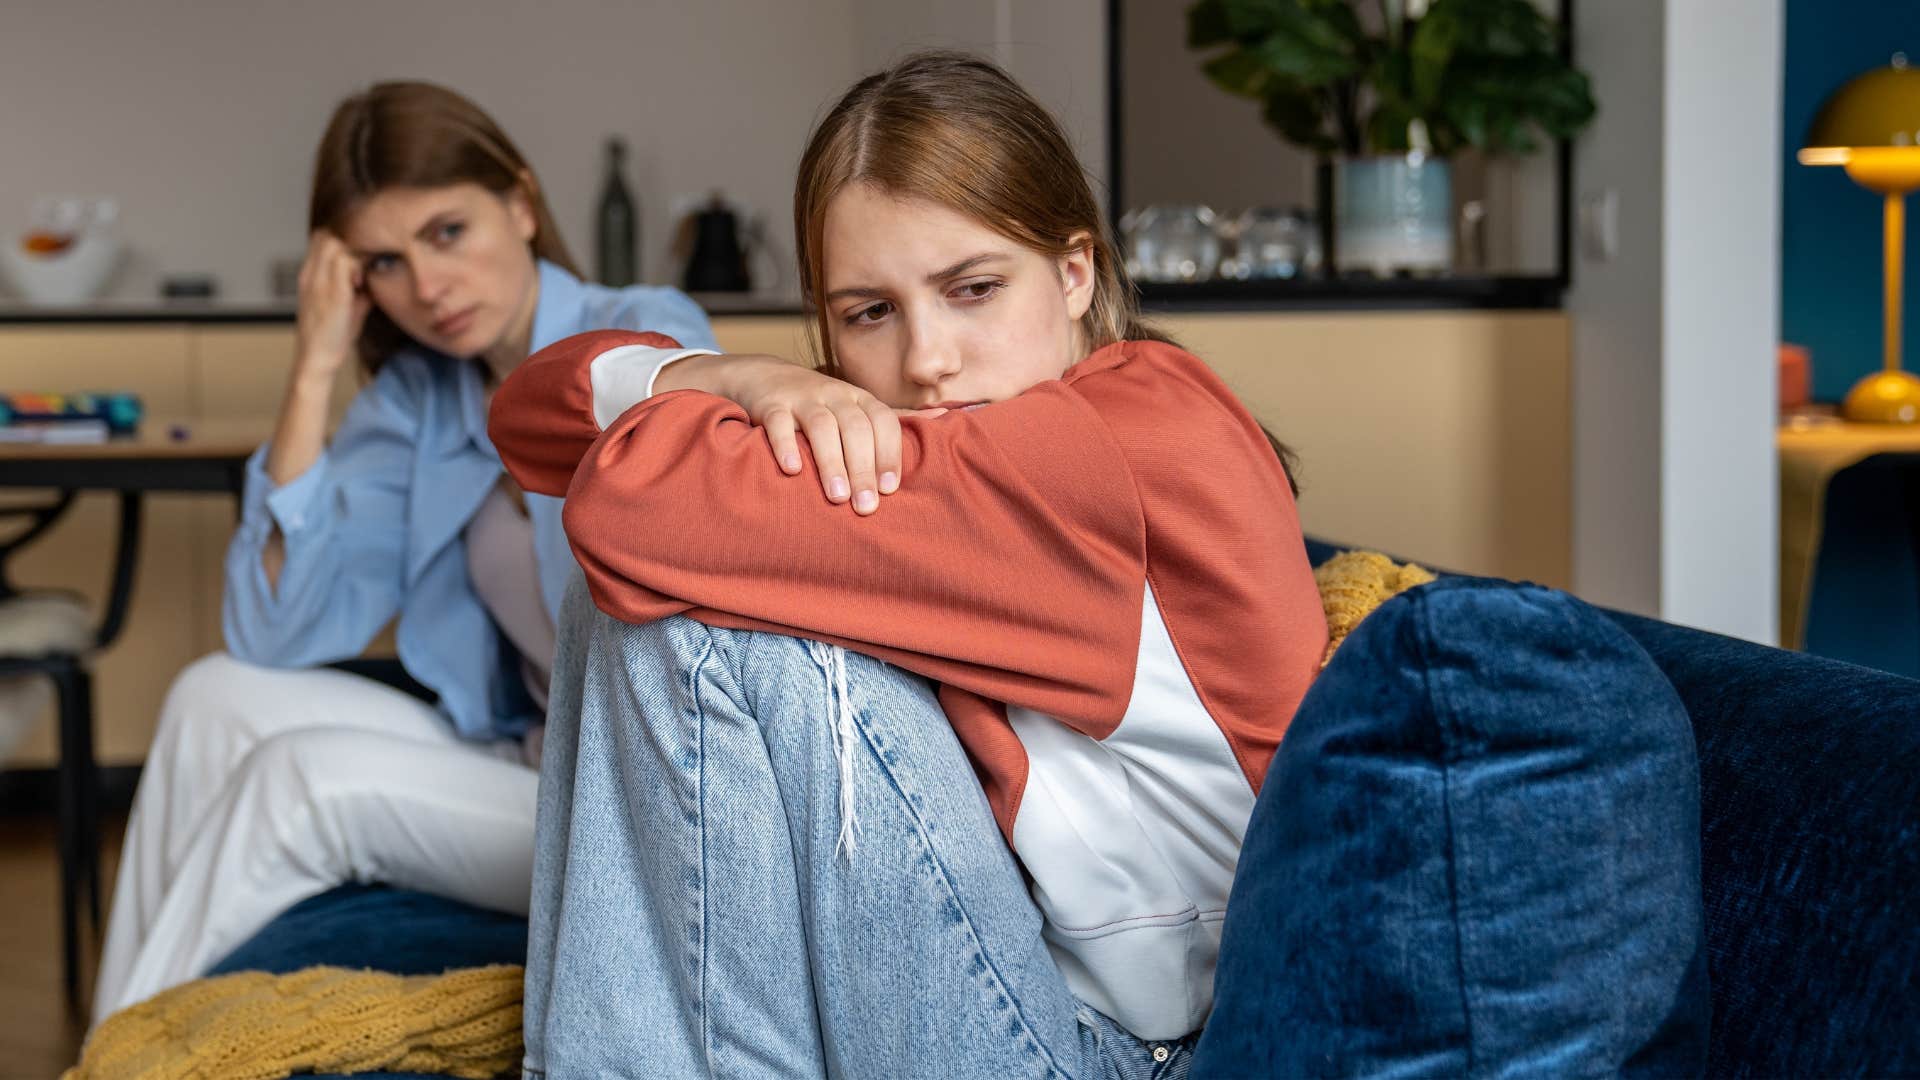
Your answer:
[1782,3,1920,401]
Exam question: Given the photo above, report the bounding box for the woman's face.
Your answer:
[821,184,1096,410]
[340,181,539,361]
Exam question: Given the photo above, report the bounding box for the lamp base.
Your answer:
[1842,369,1920,423]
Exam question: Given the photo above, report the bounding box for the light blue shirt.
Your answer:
[223,260,717,740]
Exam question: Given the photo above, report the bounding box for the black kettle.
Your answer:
[682,194,752,293]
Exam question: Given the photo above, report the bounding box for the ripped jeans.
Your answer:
[521,585,1198,1079]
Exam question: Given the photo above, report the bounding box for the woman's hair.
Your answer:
[308,80,579,376]
[793,50,1298,492]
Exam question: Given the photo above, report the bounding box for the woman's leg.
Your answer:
[96,654,479,1024]
[96,724,536,1019]
[526,595,1183,1080]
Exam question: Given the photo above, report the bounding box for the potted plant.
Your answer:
[1188,0,1596,276]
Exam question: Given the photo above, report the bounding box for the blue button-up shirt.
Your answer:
[223,260,716,740]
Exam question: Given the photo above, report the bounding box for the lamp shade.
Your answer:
[1804,60,1920,151]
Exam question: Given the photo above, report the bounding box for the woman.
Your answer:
[491,52,1326,1077]
[92,80,717,1023]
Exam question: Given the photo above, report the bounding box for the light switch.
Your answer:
[1580,189,1619,262]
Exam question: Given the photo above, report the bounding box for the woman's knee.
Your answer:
[151,653,287,771]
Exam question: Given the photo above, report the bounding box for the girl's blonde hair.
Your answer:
[792,51,1298,490]
[793,50,1164,371]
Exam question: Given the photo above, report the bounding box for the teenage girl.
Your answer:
[492,51,1325,1079]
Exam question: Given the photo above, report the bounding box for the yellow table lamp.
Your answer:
[1800,54,1920,422]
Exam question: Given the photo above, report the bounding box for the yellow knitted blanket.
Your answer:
[1313,549,1436,667]
[64,965,522,1080]
[67,551,1426,1080]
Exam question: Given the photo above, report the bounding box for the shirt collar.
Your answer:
[529,258,587,353]
[463,258,584,455]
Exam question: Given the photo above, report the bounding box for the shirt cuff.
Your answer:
[244,443,329,535]
[588,344,722,430]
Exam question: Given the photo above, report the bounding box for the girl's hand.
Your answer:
[292,230,372,384]
[658,354,943,515]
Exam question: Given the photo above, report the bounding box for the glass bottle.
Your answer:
[596,137,637,286]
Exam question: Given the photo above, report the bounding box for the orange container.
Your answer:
[1780,343,1811,409]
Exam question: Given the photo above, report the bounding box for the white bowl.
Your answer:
[2,230,123,305]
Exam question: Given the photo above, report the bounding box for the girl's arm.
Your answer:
[492,332,1152,728]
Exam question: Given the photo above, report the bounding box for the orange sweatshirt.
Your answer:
[490,331,1328,1040]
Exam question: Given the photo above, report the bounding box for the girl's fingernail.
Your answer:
[854,490,878,513]
[782,452,801,472]
[828,476,850,500]
[879,471,898,493]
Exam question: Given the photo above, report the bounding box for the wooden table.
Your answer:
[0,415,269,1010]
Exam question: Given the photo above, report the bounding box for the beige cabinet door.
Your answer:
[1161,310,1572,587]
[711,315,811,363]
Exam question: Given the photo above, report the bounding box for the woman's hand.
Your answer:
[264,230,373,520]
[292,229,372,386]
[657,354,942,515]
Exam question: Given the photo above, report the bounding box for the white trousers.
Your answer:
[92,653,537,1025]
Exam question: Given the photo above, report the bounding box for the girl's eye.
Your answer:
[433,221,466,245]
[847,301,893,326]
[952,280,1004,301]
[365,254,400,275]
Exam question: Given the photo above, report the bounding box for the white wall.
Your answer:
[851,0,1108,194]
[0,0,858,302]
[1658,1,1780,642]
[0,2,1111,306]
[1568,0,1668,618]
[1568,0,1780,642]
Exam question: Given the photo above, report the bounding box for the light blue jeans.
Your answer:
[522,586,1199,1079]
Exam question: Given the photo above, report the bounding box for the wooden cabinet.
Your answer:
[1159,310,1572,587]
[0,309,1569,768]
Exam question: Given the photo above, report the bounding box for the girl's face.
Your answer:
[340,181,539,361]
[821,184,1096,410]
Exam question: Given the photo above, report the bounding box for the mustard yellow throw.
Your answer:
[1314,549,1437,667]
[65,964,522,1080]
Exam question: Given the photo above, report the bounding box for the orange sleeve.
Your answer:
[555,371,1151,730]
[488,329,688,497]
[1069,342,1329,793]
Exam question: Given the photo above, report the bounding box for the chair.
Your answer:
[0,489,142,1012]
[1802,450,1920,677]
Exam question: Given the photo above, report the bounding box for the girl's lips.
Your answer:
[926,400,986,410]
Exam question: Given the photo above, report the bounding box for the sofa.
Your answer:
[205,540,1920,1077]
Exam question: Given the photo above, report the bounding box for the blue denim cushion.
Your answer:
[1194,577,1709,1077]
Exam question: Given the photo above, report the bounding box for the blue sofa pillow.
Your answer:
[1194,577,1710,1077]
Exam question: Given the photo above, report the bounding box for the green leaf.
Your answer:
[1188,0,1237,48]
[1246,25,1363,85]
[1203,49,1274,98]
[1408,6,1460,111]
[1188,0,1294,47]
[1262,84,1339,152]
[1366,99,1420,152]
[1437,53,1595,153]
